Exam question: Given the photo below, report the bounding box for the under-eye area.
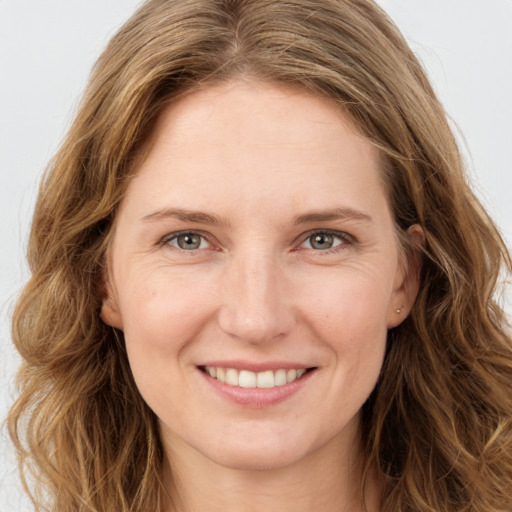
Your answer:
[199,366,318,388]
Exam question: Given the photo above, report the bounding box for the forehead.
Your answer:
[146,81,370,155]
[120,80,389,224]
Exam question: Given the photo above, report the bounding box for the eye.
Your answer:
[300,231,349,251]
[165,231,210,251]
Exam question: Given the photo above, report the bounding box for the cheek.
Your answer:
[299,264,394,336]
[120,268,214,349]
[116,270,217,410]
[117,272,216,418]
[299,269,390,398]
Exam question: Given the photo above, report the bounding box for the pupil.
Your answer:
[312,233,333,249]
[178,234,200,249]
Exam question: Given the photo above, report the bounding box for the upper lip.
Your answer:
[199,360,315,373]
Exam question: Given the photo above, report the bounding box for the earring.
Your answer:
[396,308,402,314]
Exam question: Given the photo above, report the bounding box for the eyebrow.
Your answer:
[141,208,231,227]
[142,206,371,226]
[293,207,372,225]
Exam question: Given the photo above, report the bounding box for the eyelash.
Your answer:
[160,229,355,254]
[297,230,354,254]
[161,230,213,252]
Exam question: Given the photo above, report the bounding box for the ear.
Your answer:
[100,268,124,330]
[387,224,424,329]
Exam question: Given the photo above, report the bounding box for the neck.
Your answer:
[160,431,380,512]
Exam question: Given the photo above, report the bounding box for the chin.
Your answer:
[210,446,307,472]
[199,430,317,472]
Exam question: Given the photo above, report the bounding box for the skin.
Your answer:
[101,81,421,512]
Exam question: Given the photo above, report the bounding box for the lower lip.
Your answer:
[198,368,316,408]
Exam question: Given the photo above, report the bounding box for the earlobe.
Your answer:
[100,272,124,330]
[100,297,124,329]
[387,224,425,329]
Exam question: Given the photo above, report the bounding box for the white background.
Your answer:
[1,1,511,509]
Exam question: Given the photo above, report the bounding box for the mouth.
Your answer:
[199,365,316,389]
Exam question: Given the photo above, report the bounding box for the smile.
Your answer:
[202,366,309,388]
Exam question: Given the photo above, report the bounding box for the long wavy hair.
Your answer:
[8,0,512,511]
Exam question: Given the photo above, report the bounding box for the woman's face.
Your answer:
[102,81,418,471]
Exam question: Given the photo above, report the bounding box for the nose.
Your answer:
[217,251,296,344]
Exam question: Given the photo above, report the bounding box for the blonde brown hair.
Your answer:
[9,0,512,511]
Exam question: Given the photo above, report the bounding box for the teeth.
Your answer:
[225,368,239,386]
[204,366,309,388]
[239,370,256,388]
[274,369,287,386]
[257,370,274,388]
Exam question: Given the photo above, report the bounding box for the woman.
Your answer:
[8,0,512,511]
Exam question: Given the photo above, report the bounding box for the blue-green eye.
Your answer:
[166,232,210,250]
[301,232,346,250]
